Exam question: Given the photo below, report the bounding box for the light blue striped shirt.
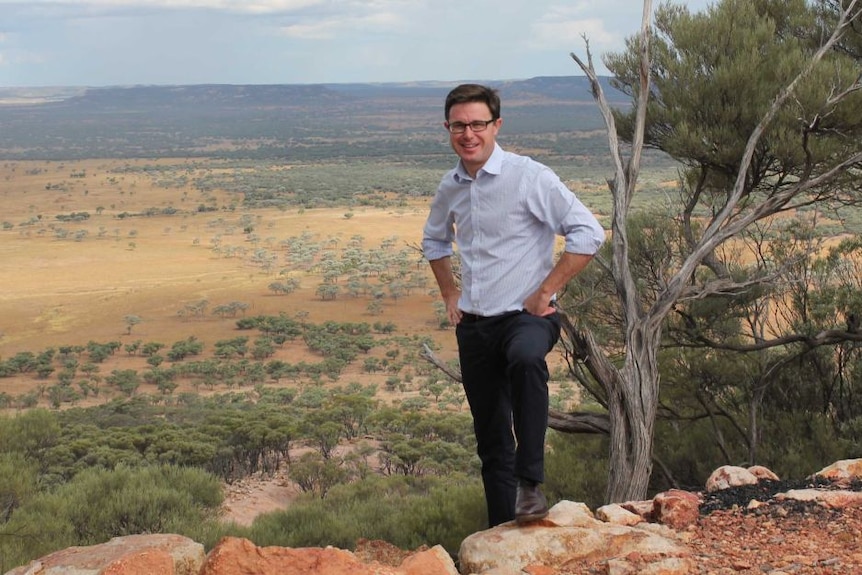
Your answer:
[422,144,605,317]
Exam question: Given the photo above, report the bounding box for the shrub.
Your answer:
[245,474,484,557]
[0,453,39,522]
[544,430,608,510]
[0,464,223,571]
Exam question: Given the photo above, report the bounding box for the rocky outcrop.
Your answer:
[198,536,458,575]
[4,534,205,575]
[458,501,694,574]
[6,459,862,575]
[816,458,862,487]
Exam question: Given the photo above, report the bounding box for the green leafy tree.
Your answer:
[555,0,862,502]
[106,369,140,397]
[0,409,60,460]
[0,453,39,522]
[123,315,142,335]
[290,451,349,498]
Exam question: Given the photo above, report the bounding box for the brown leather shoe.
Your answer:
[515,482,548,524]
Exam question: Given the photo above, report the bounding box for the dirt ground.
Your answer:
[0,158,461,402]
[220,470,300,526]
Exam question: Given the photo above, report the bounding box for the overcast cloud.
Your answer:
[0,0,714,87]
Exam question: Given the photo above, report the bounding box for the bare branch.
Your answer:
[548,410,610,435]
[679,328,862,353]
[420,343,461,382]
[627,0,653,197]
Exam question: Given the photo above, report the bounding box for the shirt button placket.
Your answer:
[470,179,482,312]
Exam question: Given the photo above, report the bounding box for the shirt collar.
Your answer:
[453,143,504,182]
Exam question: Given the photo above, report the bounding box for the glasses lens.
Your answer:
[448,122,466,133]
[469,121,489,132]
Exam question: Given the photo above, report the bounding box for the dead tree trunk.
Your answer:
[560,313,659,502]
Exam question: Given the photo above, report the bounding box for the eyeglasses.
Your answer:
[446,119,495,134]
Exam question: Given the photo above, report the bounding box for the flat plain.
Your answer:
[0,157,452,405]
[0,78,653,410]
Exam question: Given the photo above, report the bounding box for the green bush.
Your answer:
[0,409,61,460]
[651,397,859,493]
[0,464,224,571]
[245,474,484,557]
[0,453,39,522]
[756,412,856,479]
[544,430,608,509]
[0,484,75,572]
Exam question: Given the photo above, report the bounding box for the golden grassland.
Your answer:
[0,158,458,405]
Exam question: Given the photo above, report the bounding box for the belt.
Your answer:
[459,312,487,323]
[459,309,525,323]
[460,303,558,324]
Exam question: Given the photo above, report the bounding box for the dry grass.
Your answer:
[0,159,460,405]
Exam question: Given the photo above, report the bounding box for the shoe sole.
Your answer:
[515,510,548,525]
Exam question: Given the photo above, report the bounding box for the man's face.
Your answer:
[446,102,501,177]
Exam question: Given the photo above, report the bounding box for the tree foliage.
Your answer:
[564,0,862,502]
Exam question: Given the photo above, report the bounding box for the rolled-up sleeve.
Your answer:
[422,193,455,261]
[561,197,605,255]
[533,169,605,255]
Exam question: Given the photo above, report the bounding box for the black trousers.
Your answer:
[456,310,562,527]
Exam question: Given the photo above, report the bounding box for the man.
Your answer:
[422,84,604,527]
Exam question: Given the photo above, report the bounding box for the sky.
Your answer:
[0,0,714,88]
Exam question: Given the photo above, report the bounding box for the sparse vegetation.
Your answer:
[1,61,861,572]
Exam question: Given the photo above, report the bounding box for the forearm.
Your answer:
[429,257,458,296]
[543,252,594,297]
[429,256,463,324]
[524,251,594,315]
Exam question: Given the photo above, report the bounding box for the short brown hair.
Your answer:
[444,84,501,121]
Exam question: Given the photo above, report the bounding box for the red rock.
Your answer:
[747,465,779,481]
[778,489,862,509]
[396,546,458,575]
[653,489,701,529]
[200,537,371,575]
[619,499,655,522]
[814,458,862,487]
[523,564,557,575]
[199,536,458,575]
[595,503,643,526]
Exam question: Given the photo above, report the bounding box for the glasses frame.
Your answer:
[446,119,496,134]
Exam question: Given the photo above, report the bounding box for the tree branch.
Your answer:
[673,327,862,353]
[420,342,611,435]
[656,0,862,324]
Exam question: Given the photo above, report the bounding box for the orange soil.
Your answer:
[0,158,457,404]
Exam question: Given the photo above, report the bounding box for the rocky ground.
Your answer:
[357,478,862,575]
[674,478,862,575]
[225,475,862,574]
[357,505,862,574]
[681,503,862,574]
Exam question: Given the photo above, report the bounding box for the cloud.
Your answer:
[525,2,622,52]
[528,17,616,51]
[278,8,405,40]
[0,0,325,11]
[278,20,341,40]
[0,0,719,87]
